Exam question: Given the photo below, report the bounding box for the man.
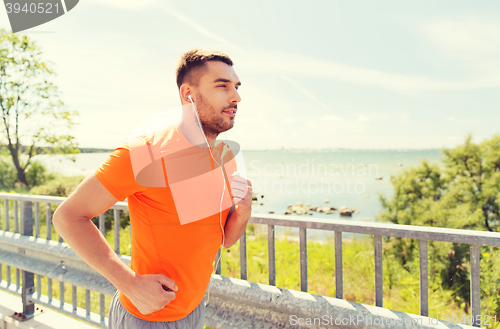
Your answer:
[53,49,252,329]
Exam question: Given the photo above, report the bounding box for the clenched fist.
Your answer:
[123,273,178,315]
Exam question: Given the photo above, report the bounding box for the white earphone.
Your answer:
[187,92,227,306]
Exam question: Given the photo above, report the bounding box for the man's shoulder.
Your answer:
[128,124,179,149]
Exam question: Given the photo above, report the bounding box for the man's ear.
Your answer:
[179,84,191,104]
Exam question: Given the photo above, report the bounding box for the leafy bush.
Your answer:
[25,160,52,187]
[29,174,85,197]
[0,156,53,188]
[29,174,130,230]
[0,156,17,188]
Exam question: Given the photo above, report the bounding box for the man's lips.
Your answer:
[223,109,236,117]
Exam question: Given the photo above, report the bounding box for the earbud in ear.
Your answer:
[188,94,193,103]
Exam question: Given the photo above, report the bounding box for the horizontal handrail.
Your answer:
[250,214,500,246]
[2,193,499,246]
[0,193,129,210]
[1,191,498,328]
[0,231,126,296]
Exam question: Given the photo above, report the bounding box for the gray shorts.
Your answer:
[108,291,205,329]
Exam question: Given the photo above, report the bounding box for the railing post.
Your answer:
[470,245,481,327]
[72,285,77,313]
[5,199,11,288]
[18,200,35,320]
[268,224,276,286]
[299,227,307,292]
[419,240,429,316]
[34,202,40,238]
[114,209,120,254]
[46,203,52,240]
[85,289,91,319]
[99,213,105,235]
[14,201,20,293]
[100,293,105,325]
[374,235,383,307]
[335,231,343,299]
[215,248,222,275]
[240,230,247,280]
[14,200,18,233]
[4,199,9,231]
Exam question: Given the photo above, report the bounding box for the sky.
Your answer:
[1,0,499,150]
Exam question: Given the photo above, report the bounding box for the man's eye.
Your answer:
[218,85,226,88]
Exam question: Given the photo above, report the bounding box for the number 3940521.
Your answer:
[5,2,61,14]
[439,315,497,326]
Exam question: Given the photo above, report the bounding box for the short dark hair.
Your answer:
[176,49,233,89]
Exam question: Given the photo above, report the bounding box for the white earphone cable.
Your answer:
[188,97,226,307]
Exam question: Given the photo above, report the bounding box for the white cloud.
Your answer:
[86,0,160,10]
[157,3,239,50]
[281,118,297,124]
[280,75,330,110]
[422,18,500,61]
[400,114,410,123]
[306,121,317,128]
[323,115,342,122]
[85,0,160,10]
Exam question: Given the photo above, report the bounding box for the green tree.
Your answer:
[442,135,500,232]
[0,29,79,188]
[377,134,500,313]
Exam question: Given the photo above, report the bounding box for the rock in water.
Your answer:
[339,206,355,217]
[322,207,334,214]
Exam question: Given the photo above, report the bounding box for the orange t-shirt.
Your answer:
[95,124,236,321]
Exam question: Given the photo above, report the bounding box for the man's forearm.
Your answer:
[222,208,251,248]
[53,208,136,295]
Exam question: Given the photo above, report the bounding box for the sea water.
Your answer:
[34,149,443,240]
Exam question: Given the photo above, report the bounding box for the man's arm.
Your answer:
[52,173,177,315]
[222,176,252,248]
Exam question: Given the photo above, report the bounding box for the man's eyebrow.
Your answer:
[213,78,242,86]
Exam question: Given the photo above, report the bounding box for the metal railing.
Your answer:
[0,193,128,327]
[1,192,499,328]
[245,214,500,324]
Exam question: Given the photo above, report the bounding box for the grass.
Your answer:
[0,202,498,328]
[220,224,467,318]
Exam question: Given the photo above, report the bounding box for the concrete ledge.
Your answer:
[0,290,95,329]
[204,275,477,329]
[0,274,479,329]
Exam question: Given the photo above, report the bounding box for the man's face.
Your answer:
[192,61,241,137]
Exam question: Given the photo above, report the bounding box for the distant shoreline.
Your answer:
[2,144,442,154]
[79,148,442,153]
[0,145,115,154]
[243,148,442,152]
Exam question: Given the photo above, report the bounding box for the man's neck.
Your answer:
[179,103,220,148]
[178,120,218,149]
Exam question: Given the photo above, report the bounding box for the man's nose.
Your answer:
[230,87,241,103]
